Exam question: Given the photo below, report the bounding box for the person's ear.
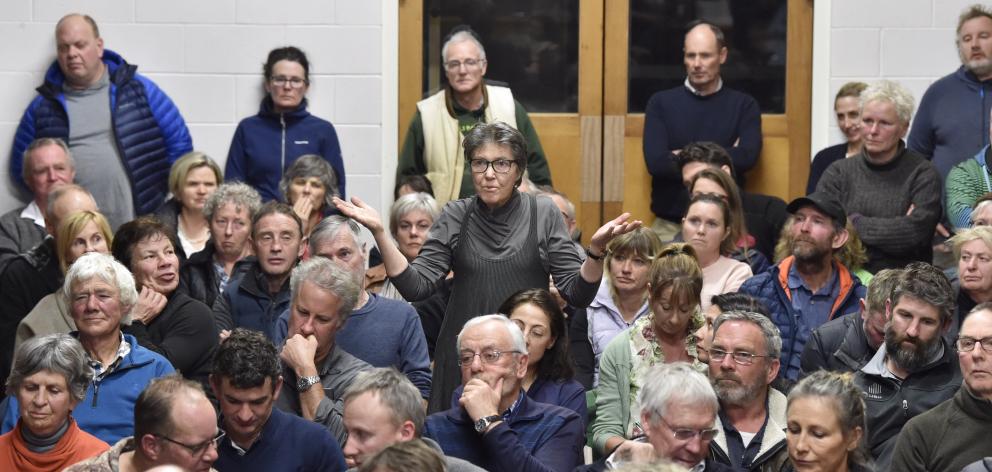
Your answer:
[139,433,162,460]
[398,420,417,441]
[831,228,849,250]
[847,426,863,452]
[858,299,868,320]
[718,46,728,64]
[272,376,283,401]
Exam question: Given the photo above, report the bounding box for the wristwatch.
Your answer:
[474,415,501,433]
[297,375,321,392]
[585,246,604,261]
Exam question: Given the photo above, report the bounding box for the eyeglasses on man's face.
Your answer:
[155,429,225,456]
[657,416,719,442]
[469,158,516,174]
[956,336,992,353]
[444,58,485,71]
[457,348,521,366]
[708,348,772,366]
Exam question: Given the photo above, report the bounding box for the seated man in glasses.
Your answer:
[65,374,221,472]
[396,25,552,206]
[578,363,732,471]
[706,311,790,471]
[423,314,584,471]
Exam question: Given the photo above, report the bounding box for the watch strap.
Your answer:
[297,375,321,392]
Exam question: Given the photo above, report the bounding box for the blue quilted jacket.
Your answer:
[739,256,866,381]
[9,49,192,215]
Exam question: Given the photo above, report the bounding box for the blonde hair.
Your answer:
[772,216,868,272]
[605,227,663,300]
[168,151,222,197]
[55,210,112,273]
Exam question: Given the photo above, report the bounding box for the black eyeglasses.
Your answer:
[658,416,719,442]
[956,336,992,353]
[708,348,772,366]
[270,76,307,88]
[469,158,516,174]
[155,429,225,456]
[457,349,521,366]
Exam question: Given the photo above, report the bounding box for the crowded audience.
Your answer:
[2,7,992,471]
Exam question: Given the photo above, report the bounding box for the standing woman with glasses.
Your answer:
[226,46,346,202]
[337,122,641,413]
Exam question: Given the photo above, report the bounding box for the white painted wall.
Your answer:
[812,0,978,156]
[0,0,397,218]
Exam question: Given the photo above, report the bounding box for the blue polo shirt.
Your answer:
[214,406,346,471]
[788,263,840,330]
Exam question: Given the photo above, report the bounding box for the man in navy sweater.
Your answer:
[212,328,346,471]
[643,20,762,240]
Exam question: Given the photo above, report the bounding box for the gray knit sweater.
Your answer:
[816,143,942,272]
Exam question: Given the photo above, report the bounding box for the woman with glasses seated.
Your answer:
[337,122,640,413]
[0,334,109,471]
[226,46,346,203]
[590,242,706,457]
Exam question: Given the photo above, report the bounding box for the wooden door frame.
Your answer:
[399,0,814,229]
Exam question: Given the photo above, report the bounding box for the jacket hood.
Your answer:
[258,95,311,122]
[42,49,132,92]
[955,65,992,87]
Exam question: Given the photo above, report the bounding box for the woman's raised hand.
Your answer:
[333,196,385,234]
[589,213,643,254]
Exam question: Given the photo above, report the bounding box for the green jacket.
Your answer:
[397,88,552,198]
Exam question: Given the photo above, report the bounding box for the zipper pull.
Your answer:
[91,381,99,407]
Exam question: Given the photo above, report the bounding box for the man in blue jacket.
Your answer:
[423,315,584,472]
[10,14,192,230]
[739,192,866,381]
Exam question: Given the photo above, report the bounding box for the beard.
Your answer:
[884,327,942,372]
[965,56,992,78]
[711,370,766,406]
[792,238,831,264]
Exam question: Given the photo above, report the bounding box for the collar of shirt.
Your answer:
[786,262,840,296]
[20,201,45,228]
[213,260,231,294]
[87,332,130,380]
[501,389,526,422]
[718,399,770,469]
[684,77,723,96]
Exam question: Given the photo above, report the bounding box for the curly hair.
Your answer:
[212,328,281,390]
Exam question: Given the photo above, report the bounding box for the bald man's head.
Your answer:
[45,184,97,236]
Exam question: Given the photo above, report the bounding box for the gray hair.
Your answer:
[462,122,528,186]
[6,333,90,402]
[62,252,138,325]
[389,192,439,237]
[860,80,915,125]
[203,182,263,222]
[951,226,992,261]
[309,215,366,258]
[442,30,486,63]
[639,362,718,424]
[343,367,425,435]
[289,257,361,320]
[712,311,782,359]
[23,137,74,185]
[890,262,955,324]
[279,155,339,210]
[788,370,872,470]
[456,314,527,354]
[970,199,992,225]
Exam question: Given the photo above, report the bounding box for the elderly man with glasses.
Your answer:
[423,314,583,472]
[397,25,552,205]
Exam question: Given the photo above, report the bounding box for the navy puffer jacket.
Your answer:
[10,49,192,215]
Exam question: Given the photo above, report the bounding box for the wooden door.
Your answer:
[399,0,813,237]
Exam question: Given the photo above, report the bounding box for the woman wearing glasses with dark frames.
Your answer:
[226,46,346,204]
[336,121,641,413]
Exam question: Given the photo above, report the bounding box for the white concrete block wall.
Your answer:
[0,0,396,218]
[814,0,980,155]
